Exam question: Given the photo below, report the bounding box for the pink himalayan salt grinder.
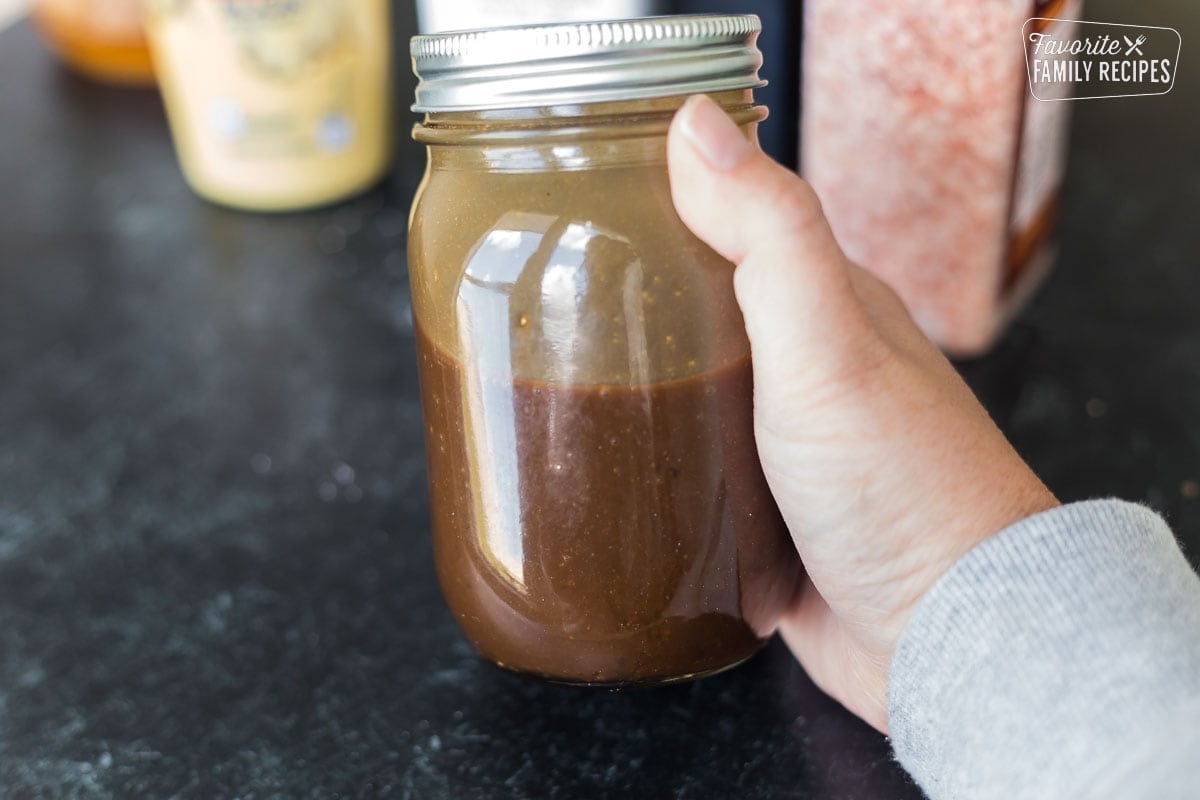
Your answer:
[802,0,1078,356]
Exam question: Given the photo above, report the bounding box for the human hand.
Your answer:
[667,95,1059,733]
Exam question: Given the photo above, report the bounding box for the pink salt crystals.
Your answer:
[802,0,1078,355]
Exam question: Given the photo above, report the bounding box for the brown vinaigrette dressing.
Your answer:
[417,325,800,684]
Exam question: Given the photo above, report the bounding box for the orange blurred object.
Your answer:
[33,0,155,86]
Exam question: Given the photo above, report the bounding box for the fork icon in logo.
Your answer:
[1124,34,1147,55]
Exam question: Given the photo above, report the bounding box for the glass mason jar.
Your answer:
[407,16,803,686]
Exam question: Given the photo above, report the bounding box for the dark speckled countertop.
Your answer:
[1,1,1198,797]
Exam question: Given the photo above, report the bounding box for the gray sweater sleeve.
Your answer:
[888,499,1200,800]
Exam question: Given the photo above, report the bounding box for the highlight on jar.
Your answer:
[408,15,803,686]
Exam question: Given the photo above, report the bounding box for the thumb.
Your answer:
[666,95,875,382]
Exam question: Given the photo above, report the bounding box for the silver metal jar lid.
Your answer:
[410,14,764,113]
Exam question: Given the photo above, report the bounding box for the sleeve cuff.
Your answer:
[888,499,1200,799]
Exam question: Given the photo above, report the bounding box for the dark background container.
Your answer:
[670,0,801,168]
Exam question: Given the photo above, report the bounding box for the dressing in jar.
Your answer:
[408,15,802,685]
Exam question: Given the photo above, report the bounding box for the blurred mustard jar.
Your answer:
[143,0,393,212]
[33,0,155,86]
